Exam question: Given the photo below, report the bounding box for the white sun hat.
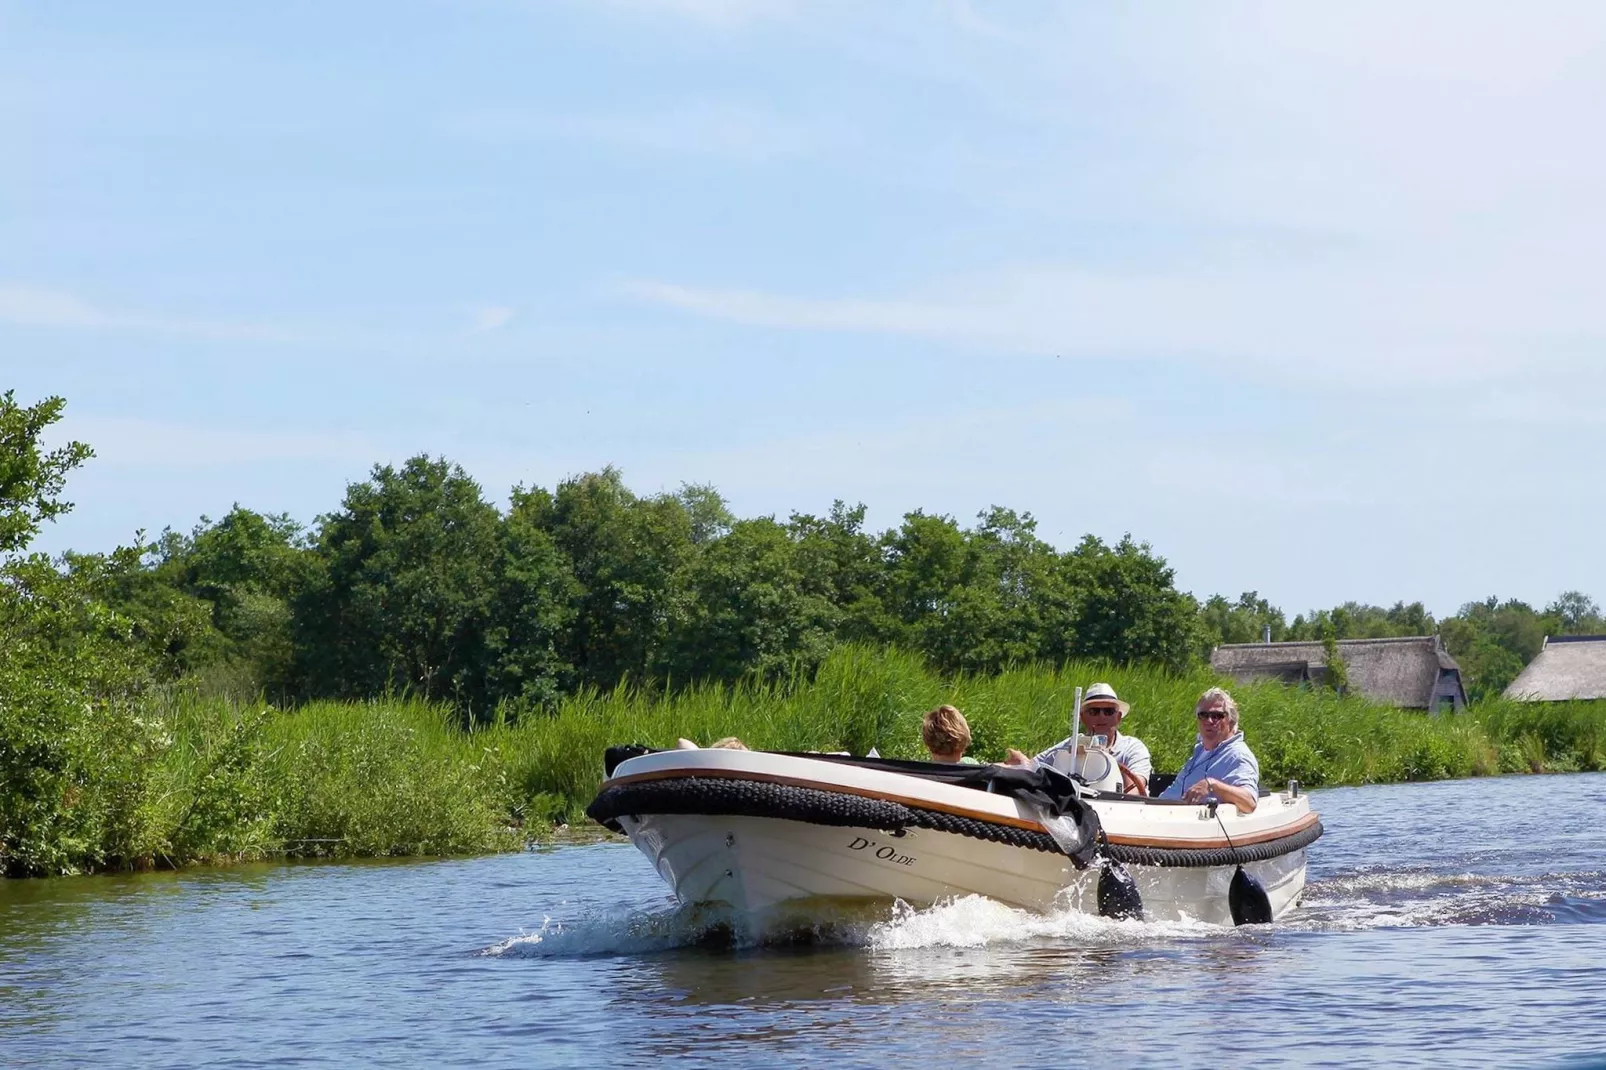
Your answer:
[1082,682,1130,715]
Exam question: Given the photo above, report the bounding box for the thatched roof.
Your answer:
[1504,635,1606,702]
[1211,636,1461,708]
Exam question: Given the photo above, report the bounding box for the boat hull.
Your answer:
[619,812,1307,925]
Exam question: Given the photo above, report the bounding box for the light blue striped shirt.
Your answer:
[1160,731,1260,799]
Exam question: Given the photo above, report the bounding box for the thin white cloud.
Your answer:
[595,0,796,29]
[625,258,1602,390]
[0,283,309,346]
[626,280,961,335]
[0,283,547,358]
[58,416,386,469]
[943,0,1019,44]
[466,304,517,333]
[0,285,110,329]
[453,102,834,163]
[0,283,721,371]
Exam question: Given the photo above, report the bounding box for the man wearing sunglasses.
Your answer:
[1004,682,1152,795]
[1159,687,1260,813]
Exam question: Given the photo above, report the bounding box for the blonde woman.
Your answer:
[921,705,978,764]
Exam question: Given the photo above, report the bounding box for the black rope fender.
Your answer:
[586,775,1322,869]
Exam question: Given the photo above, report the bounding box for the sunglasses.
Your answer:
[1083,705,1121,716]
[1195,710,1229,722]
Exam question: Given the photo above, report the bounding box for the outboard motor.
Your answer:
[1097,859,1144,920]
[1229,865,1273,925]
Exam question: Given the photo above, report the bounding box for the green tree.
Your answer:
[676,482,735,545]
[488,485,579,709]
[658,517,836,682]
[787,501,896,646]
[534,468,696,691]
[878,509,971,662]
[1065,535,1200,671]
[159,506,315,693]
[0,554,156,875]
[947,507,1078,672]
[1440,596,1552,700]
[1546,590,1604,634]
[295,456,502,710]
[62,542,223,680]
[1199,591,1288,650]
[0,391,93,554]
[1287,601,1435,641]
[0,394,153,875]
[875,508,1067,672]
[1321,631,1350,694]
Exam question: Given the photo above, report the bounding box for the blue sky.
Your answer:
[4,0,1603,619]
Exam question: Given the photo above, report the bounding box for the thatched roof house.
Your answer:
[1503,635,1606,702]
[1210,635,1468,712]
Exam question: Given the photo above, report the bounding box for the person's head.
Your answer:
[1080,682,1129,739]
[1194,687,1240,749]
[922,704,972,762]
[709,736,749,750]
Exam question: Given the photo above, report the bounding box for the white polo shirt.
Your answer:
[1033,731,1152,782]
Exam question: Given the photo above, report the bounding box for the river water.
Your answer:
[3,773,1605,1068]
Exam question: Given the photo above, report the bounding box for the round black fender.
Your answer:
[1229,865,1273,925]
[1097,858,1144,920]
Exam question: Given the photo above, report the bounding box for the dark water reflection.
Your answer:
[4,774,1606,1068]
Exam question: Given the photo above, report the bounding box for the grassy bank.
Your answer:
[6,646,1605,876]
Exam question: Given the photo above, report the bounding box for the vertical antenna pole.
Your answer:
[1069,685,1084,778]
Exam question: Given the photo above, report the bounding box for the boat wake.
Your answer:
[487,864,1606,960]
[862,893,1220,950]
[1292,866,1606,931]
[484,894,1226,959]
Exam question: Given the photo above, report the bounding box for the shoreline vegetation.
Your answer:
[9,646,1606,878]
[4,391,1604,877]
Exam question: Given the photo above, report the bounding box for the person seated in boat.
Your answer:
[1003,682,1151,794]
[1159,687,1260,813]
[674,736,749,750]
[922,704,979,764]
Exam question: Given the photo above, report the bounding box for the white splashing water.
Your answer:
[484,904,736,958]
[484,864,1606,958]
[485,894,1229,959]
[1288,867,1606,932]
[865,894,1222,950]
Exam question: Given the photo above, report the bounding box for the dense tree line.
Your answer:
[81,459,1200,713]
[5,391,1600,713]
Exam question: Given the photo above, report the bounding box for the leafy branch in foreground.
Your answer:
[0,390,93,555]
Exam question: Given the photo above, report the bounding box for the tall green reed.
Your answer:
[9,645,1605,876]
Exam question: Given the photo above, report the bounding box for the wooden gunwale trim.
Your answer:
[603,767,1320,851]
[1107,810,1319,849]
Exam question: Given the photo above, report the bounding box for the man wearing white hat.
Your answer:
[1005,682,1152,795]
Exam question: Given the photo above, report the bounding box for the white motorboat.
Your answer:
[587,742,1323,926]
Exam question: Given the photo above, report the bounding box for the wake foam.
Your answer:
[486,867,1606,957]
[483,899,888,958]
[486,895,1226,959]
[865,894,1219,950]
[1291,866,1606,931]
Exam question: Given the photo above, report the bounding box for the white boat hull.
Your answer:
[595,749,1319,925]
[620,813,1307,925]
